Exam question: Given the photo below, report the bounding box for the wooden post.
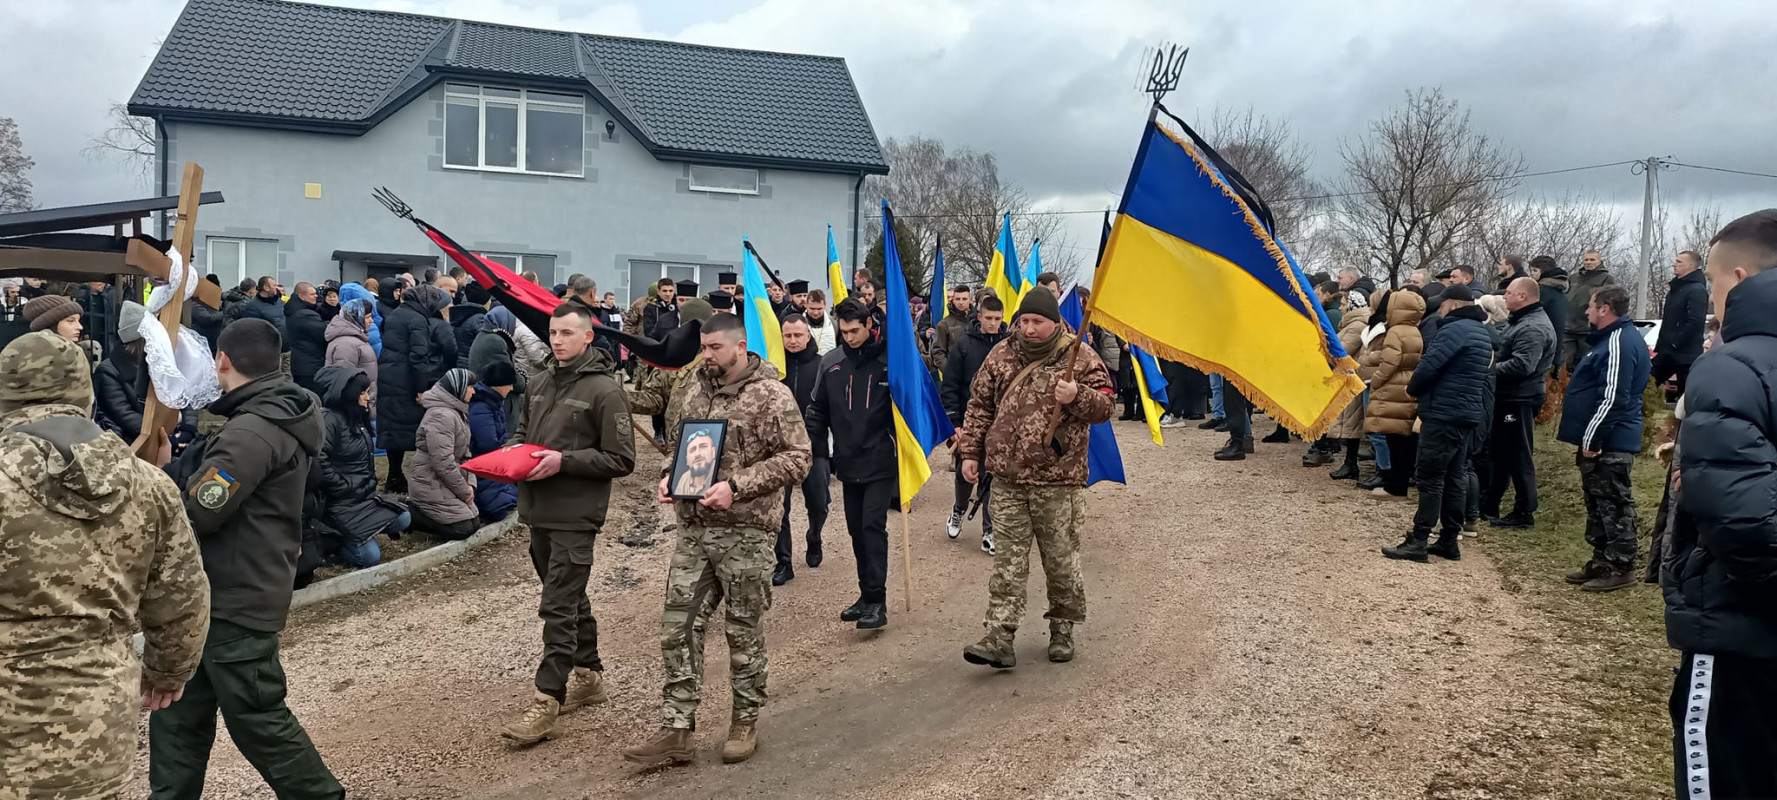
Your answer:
[900,506,915,612]
[631,416,667,456]
[132,163,204,461]
[1041,307,1093,451]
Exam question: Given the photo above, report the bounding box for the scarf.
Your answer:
[1017,326,1066,364]
[339,299,372,330]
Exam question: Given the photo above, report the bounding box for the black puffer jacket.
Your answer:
[940,321,1010,427]
[192,296,225,354]
[448,303,486,369]
[285,295,327,391]
[1493,301,1558,404]
[1537,268,1571,338]
[92,344,198,443]
[237,293,287,346]
[781,343,826,459]
[315,365,403,547]
[377,287,454,451]
[1668,269,1777,659]
[1406,305,1493,428]
[805,330,895,484]
[1655,268,1708,365]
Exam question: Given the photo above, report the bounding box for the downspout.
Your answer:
[850,171,866,271]
[155,116,169,239]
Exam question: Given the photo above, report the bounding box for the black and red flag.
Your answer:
[373,187,700,369]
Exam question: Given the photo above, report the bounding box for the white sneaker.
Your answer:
[946,511,963,540]
[1159,415,1186,429]
[981,531,996,556]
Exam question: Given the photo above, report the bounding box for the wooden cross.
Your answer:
[126,162,206,461]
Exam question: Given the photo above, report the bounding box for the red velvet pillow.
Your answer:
[462,444,548,484]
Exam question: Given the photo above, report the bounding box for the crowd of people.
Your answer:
[2,208,1773,798]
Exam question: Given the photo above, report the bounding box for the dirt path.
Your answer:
[133,421,1603,799]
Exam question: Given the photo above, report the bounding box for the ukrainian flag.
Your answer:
[1091,114,1362,437]
[982,213,1022,307]
[1017,238,1044,310]
[881,201,954,505]
[931,236,947,325]
[1130,345,1169,446]
[1059,286,1124,485]
[741,238,785,376]
[826,225,849,307]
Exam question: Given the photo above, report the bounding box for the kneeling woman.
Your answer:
[315,365,409,566]
[411,368,480,539]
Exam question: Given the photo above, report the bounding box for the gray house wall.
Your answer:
[163,83,864,300]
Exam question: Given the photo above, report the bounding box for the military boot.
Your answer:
[1381,532,1430,562]
[500,692,561,744]
[1213,437,1246,461]
[962,629,1017,669]
[1427,532,1462,561]
[721,721,758,763]
[1581,567,1637,593]
[1564,560,1611,585]
[562,667,608,712]
[622,727,694,766]
[1242,436,1256,454]
[1047,621,1075,663]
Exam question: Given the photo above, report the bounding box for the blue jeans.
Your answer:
[338,511,410,568]
[1368,433,1391,471]
[1210,373,1225,419]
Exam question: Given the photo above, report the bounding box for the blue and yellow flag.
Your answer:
[1130,345,1169,446]
[826,225,849,307]
[931,236,946,326]
[1017,238,1044,310]
[1059,286,1124,485]
[1091,114,1362,437]
[881,201,955,505]
[741,238,785,376]
[982,213,1022,307]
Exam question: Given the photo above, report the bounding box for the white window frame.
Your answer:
[477,252,557,283]
[206,237,277,286]
[444,83,585,177]
[688,165,760,196]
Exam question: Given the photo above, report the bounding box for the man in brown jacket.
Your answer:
[928,283,974,377]
[623,312,811,767]
[956,289,1115,669]
[500,303,637,744]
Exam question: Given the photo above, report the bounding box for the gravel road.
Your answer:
[131,420,1618,799]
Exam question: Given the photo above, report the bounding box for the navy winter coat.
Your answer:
[805,333,896,484]
[1405,305,1493,428]
[467,383,517,521]
[237,294,287,348]
[1666,269,1777,658]
[1556,316,1651,453]
[1654,268,1708,365]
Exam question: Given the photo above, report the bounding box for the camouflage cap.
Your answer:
[0,331,94,407]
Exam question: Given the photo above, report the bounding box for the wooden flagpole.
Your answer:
[631,416,668,456]
[900,505,915,612]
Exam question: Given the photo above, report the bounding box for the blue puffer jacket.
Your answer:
[338,282,382,356]
[1666,269,1777,658]
[1405,305,1493,428]
[466,383,516,522]
[1557,316,1651,453]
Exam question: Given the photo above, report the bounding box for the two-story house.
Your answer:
[127,0,887,299]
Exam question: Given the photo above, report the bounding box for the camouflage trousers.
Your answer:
[1577,450,1638,568]
[660,525,773,729]
[983,484,1087,635]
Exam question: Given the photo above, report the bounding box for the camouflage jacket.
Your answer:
[957,334,1115,486]
[667,353,810,532]
[623,294,650,336]
[0,404,210,799]
[627,356,703,436]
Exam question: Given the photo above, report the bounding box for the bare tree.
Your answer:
[1457,191,1627,285]
[0,117,33,213]
[1640,202,1723,315]
[1331,88,1525,288]
[1204,107,1323,252]
[86,103,158,186]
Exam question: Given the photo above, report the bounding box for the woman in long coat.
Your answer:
[377,284,454,493]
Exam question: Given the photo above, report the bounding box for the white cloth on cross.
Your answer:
[139,246,222,410]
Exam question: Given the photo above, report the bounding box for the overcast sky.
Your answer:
[3,0,1773,266]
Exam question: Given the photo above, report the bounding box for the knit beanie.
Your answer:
[117,301,147,344]
[1015,287,1062,323]
[0,331,94,408]
[478,361,517,388]
[23,294,81,332]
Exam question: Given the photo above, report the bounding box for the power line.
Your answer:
[1669,161,1777,181]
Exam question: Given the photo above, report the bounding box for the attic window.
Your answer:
[688,165,760,195]
[444,84,584,177]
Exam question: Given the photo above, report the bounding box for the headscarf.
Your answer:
[340,298,372,330]
[437,367,474,399]
[485,305,518,336]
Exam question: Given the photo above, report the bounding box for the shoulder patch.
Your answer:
[191,466,237,510]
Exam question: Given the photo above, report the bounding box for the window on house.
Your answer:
[207,237,278,287]
[478,253,558,285]
[445,84,584,176]
[688,165,759,195]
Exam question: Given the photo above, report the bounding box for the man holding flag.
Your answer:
[956,288,1114,669]
[804,297,895,629]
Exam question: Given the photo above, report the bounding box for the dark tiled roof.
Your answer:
[129,0,887,172]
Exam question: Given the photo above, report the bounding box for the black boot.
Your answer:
[1329,439,1360,479]
[856,602,888,630]
[1241,435,1256,454]
[1427,532,1462,561]
[839,599,867,622]
[1382,532,1430,562]
[1197,416,1225,430]
[1263,425,1291,444]
[1214,436,1246,461]
[772,564,794,586]
[806,539,823,568]
[1302,438,1334,467]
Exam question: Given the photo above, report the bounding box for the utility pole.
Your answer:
[1633,156,1674,319]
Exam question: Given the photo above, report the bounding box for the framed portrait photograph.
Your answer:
[670,419,729,500]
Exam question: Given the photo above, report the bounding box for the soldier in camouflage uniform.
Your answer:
[0,331,211,800]
[625,299,713,436]
[622,313,810,768]
[956,289,1114,669]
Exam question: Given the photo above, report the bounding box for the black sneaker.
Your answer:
[856,603,888,630]
[1263,426,1291,444]
[771,564,794,586]
[1488,513,1534,529]
[1214,438,1245,461]
[806,544,823,568]
[1426,533,1462,561]
[839,599,867,622]
[1197,417,1226,430]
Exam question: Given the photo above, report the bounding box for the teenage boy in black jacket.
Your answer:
[940,295,1009,555]
[804,298,894,630]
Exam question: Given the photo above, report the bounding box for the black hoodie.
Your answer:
[805,328,894,483]
[167,373,325,632]
[941,319,1010,426]
[781,343,826,459]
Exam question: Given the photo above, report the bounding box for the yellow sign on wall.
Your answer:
[304,183,322,199]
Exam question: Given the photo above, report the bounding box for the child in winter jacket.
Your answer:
[467,362,518,522]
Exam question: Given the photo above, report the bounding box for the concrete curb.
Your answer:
[135,518,520,654]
